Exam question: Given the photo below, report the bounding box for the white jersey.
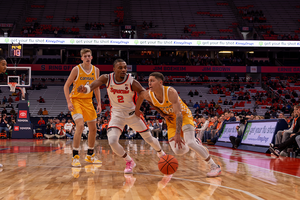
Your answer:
[106,73,137,112]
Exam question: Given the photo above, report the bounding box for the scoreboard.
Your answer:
[8,44,23,58]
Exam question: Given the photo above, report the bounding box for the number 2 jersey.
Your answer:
[106,73,137,112]
[149,86,194,138]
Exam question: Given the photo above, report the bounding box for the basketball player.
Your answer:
[0,57,6,168]
[135,72,221,177]
[0,57,7,73]
[77,59,165,173]
[64,48,102,167]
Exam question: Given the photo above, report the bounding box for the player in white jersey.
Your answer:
[77,59,166,173]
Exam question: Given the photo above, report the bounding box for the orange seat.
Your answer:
[0,132,7,138]
[35,133,43,138]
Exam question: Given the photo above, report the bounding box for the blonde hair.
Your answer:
[80,48,92,56]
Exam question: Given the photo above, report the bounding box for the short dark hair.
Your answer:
[0,57,5,61]
[113,59,126,68]
[149,72,165,82]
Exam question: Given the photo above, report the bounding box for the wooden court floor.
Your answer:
[0,139,299,200]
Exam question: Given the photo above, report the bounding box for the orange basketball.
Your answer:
[158,154,178,175]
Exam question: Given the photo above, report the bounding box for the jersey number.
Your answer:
[117,96,124,103]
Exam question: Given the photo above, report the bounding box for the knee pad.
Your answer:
[182,124,195,133]
[107,128,122,145]
[140,130,153,143]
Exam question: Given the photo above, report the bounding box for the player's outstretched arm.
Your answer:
[168,87,185,149]
[94,68,102,114]
[64,67,78,112]
[77,74,109,93]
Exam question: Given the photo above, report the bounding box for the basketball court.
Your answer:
[0,139,298,199]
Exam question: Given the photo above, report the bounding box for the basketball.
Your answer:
[158,154,178,175]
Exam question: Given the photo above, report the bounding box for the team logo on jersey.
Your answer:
[80,77,94,80]
[125,87,128,90]
[92,73,94,75]
[110,88,129,94]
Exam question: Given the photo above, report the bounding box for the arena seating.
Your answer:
[14,0,122,38]
[131,0,238,39]
[233,0,300,37]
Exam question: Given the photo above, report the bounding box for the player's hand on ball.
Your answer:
[170,134,185,149]
[68,102,74,112]
[77,85,87,93]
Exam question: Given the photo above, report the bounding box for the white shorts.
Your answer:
[108,110,148,133]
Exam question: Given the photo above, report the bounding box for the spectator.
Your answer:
[223,99,228,105]
[193,102,200,109]
[196,117,209,141]
[228,100,233,105]
[10,108,16,116]
[6,102,13,108]
[65,111,72,119]
[229,117,247,148]
[151,119,162,139]
[1,108,7,115]
[42,108,48,115]
[187,100,194,107]
[58,112,65,119]
[38,96,45,103]
[37,108,43,115]
[0,114,9,134]
[125,127,136,139]
[194,90,199,96]
[44,124,55,139]
[7,96,13,103]
[55,126,66,139]
[100,119,108,139]
[2,96,7,104]
[38,117,45,125]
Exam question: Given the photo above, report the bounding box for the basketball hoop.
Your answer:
[8,82,18,92]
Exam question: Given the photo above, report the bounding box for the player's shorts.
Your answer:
[108,110,148,133]
[166,114,194,140]
[71,98,97,122]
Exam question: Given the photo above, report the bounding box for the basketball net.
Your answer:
[8,82,18,92]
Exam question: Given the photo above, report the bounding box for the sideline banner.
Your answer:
[136,65,247,73]
[261,66,300,73]
[218,122,240,142]
[1,37,300,47]
[8,64,114,71]
[241,121,277,146]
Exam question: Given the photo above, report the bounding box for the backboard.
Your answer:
[0,67,31,87]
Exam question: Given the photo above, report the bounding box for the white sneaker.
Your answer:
[207,165,221,177]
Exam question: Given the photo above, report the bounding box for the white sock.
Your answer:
[73,147,79,151]
[207,157,217,168]
[157,150,165,157]
[124,154,132,162]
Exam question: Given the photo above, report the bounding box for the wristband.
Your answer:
[84,85,91,94]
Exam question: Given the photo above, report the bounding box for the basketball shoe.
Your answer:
[157,151,166,158]
[85,154,102,164]
[124,159,136,174]
[269,146,280,157]
[207,164,221,177]
[72,155,81,167]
